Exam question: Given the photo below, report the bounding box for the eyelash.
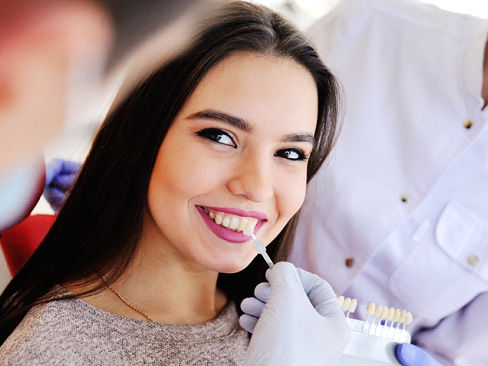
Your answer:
[197,128,236,148]
[274,148,308,161]
[196,128,309,161]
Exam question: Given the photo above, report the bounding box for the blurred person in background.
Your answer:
[0,0,214,234]
[292,0,488,365]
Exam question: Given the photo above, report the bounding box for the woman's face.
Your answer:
[144,52,318,273]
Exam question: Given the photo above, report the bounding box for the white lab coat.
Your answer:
[291,0,488,364]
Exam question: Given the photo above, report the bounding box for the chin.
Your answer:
[210,256,255,274]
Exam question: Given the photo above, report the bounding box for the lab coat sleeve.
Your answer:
[414,291,488,366]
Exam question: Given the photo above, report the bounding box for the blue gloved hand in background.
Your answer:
[240,262,350,366]
[397,343,445,366]
[44,159,82,213]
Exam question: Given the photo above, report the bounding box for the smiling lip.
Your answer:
[197,206,267,243]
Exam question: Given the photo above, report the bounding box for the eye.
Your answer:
[275,148,308,161]
[197,128,236,148]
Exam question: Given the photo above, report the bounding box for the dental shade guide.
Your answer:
[337,297,413,365]
[251,234,274,268]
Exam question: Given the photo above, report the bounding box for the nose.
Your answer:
[227,156,274,203]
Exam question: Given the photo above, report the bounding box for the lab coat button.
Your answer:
[345,257,354,267]
[467,255,479,266]
[400,194,410,203]
[464,120,473,129]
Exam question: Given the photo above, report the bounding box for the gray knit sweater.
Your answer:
[0,297,248,365]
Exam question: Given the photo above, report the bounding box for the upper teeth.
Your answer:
[204,208,259,235]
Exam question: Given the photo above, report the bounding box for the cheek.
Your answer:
[149,145,227,207]
[262,175,306,247]
[276,175,307,222]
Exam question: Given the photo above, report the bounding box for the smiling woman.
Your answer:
[145,52,318,275]
[0,1,341,364]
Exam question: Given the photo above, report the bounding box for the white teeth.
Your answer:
[238,217,248,232]
[230,216,240,230]
[204,208,260,234]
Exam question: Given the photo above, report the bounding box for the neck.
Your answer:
[71,242,228,325]
[110,244,228,324]
[482,37,488,109]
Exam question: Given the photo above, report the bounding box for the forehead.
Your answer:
[180,52,318,135]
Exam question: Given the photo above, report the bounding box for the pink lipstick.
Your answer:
[197,206,266,243]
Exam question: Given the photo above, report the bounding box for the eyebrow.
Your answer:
[188,109,253,132]
[282,133,315,146]
[188,108,315,146]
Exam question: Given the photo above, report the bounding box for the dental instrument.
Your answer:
[252,234,274,268]
[338,298,412,365]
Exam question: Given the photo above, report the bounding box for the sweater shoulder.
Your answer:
[0,299,248,365]
[0,299,88,365]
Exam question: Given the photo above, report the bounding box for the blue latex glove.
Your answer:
[43,159,82,213]
[397,343,445,366]
[240,262,350,366]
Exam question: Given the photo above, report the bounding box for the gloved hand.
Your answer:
[397,343,445,366]
[240,261,350,366]
[43,159,82,213]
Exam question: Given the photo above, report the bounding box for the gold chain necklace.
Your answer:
[100,275,155,322]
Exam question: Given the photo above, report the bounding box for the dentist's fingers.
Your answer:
[244,261,350,366]
[239,314,258,333]
[50,173,78,191]
[43,187,66,209]
[253,282,271,303]
[297,267,342,317]
[45,159,81,185]
[396,344,445,366]
[241,297,266,317]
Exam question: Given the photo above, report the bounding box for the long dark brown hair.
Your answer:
[0,1,340,344]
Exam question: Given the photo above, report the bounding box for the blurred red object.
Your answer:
[1,214,55,276]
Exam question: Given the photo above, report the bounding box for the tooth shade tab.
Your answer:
[349,299,358,313]
[393,309,401,322]
[243,219,258,236]
[374,306,383,318]
[341,297,351,312]
[238,218,248,232]
[337,296,345,307]
[338,297,357,314]
[366,303,376,316]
